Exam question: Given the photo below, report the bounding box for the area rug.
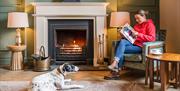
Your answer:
[63,81,153,91]
[0,81,151,91]
[64,80,124,91]
[0,81,30,91]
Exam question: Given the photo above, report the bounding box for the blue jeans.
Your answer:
[114,39,142,68]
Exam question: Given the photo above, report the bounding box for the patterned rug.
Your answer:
[0,81,29,91]
[0,81,152,91]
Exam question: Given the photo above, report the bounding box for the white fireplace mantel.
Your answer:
[33,2,109,66]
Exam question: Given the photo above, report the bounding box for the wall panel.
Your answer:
[117,0,159,29]
[0,0,24,65]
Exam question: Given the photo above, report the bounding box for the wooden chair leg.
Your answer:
[160,61,169,91]
[145,58,149,85]
[175,62,178,88]
[156,60,160,82]
[170,62,178,88]
[179,62,180,87]
[149,59,154,89]
[177,62,180,88]
[171,63,176,80]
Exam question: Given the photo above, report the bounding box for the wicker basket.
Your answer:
[33,46,50,71]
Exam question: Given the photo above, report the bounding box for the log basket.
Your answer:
[32,46,50,71]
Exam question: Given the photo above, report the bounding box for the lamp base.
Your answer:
[16,28,21,46]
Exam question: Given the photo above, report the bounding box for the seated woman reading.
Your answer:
[105,9,156,79]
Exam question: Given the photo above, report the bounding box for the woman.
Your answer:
[108,9,156,72]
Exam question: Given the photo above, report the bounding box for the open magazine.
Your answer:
[119,23,137,44]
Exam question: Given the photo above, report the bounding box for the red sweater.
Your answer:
[133,19,156,47]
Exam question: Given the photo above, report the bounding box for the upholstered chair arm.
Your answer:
[142,41,165,64]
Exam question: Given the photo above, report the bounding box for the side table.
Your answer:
[146,53,180,91]
[7,45,26,71]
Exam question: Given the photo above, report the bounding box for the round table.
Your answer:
[146,53,180,91]
[7,45,26,71]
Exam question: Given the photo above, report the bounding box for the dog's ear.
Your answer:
[62,63,68,72]
[60,63,67,71]
[57,63,68,74]
[63,64,74,72]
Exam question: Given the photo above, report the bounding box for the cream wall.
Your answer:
[160,0,180,53]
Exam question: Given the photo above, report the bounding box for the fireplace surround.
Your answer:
[33,2,108,66]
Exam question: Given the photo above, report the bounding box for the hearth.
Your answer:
[48,19,93,64]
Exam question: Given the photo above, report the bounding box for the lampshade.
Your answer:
[110,12,130,27]
[7,12,29,28]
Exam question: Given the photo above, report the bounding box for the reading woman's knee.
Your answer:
[120,39,129,44]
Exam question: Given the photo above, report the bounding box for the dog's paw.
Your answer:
[65,79,72,82]
[75,85,84,89]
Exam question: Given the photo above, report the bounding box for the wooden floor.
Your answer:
[0,66,179,91]
[0,65,143,81]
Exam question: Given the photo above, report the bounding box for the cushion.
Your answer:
[124,62,145,70]
[124,54,142,62]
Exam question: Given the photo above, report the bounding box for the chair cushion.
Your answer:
[124,54,142,62]
[124,62,145,70]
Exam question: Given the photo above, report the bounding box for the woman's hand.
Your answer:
[131,30,139,37]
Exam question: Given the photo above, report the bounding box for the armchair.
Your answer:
[111,30,166,70]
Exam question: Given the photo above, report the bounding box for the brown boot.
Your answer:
[104,71,120,80]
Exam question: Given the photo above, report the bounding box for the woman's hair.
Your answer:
[136,9,149,18]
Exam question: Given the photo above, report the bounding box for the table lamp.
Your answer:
[7,12,29,46]
[110,12,130,38]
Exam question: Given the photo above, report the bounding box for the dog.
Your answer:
[29,63,84,91]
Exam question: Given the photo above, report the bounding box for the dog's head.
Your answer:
[57,63,79,76]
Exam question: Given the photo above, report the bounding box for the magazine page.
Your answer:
[120,23,136,44]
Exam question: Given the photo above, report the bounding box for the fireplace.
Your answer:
[48,19,93,64]
[33,2,108,66]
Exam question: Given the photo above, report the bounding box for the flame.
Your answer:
[73,40,76,44]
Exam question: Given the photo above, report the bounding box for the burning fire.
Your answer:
[73,40,81,48]
[59,40,82,54]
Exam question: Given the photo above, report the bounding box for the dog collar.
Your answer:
[57,67,65,77]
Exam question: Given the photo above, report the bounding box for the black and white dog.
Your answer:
[29,63,84,91]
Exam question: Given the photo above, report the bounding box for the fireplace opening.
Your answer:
[55,29,87,61]
[48,19,94,65]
